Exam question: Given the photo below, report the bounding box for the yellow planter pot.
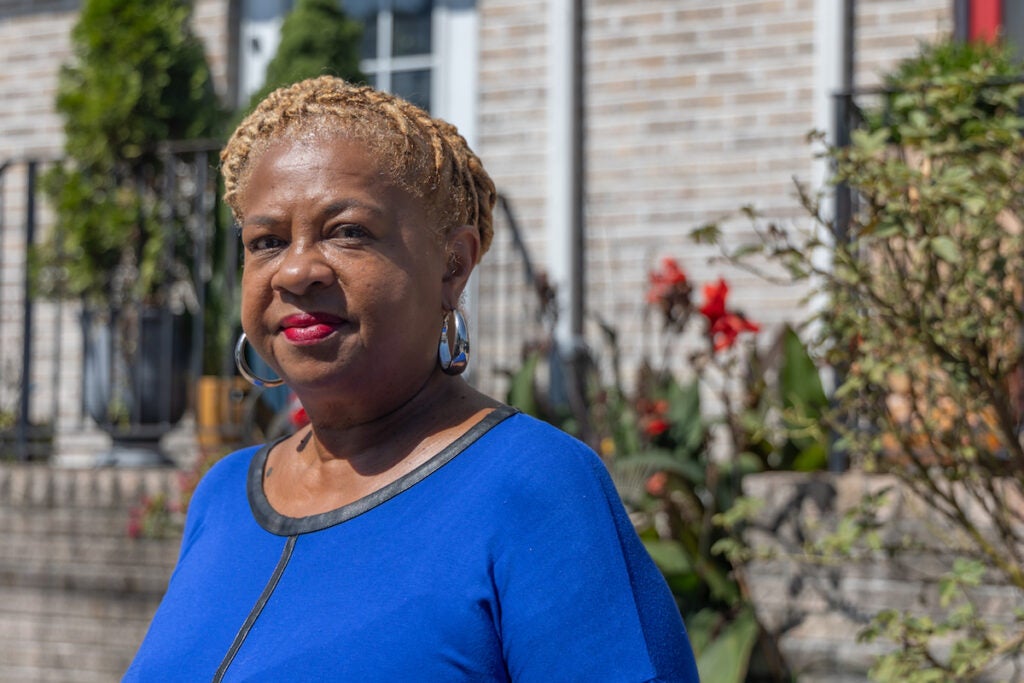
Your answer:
[195,375,250,453]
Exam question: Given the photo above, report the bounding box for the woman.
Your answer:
[125,77,699,682]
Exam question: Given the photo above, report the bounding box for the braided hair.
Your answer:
[221,76,496,258]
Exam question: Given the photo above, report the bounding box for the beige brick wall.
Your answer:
[474,0,951,399]
[473,0,550,396]
[0,464,180,683]
[744,471,1024,680]
[856,0,951,88]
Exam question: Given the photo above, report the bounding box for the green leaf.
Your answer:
[667,379,705,456]
[851,127,890,154]
[617,451,707,485]
[505,352,541,417]
[779,325,828,412]
[689,223,722,244]
[929,236,962,264]
[693,607,760,683]
[642,539,693,575]
[791,441,828,471]
[684,609,721,656]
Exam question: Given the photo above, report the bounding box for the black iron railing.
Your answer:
[0,141,234,463]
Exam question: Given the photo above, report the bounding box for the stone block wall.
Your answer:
[743,471,1024,681]
[0,464,181,683]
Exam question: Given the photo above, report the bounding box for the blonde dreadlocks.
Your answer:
[221,76,496,258]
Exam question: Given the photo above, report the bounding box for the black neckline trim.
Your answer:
[247,405,518,536]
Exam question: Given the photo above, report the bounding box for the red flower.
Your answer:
[127,514,142,539]
[638,398,671,437]
[288,392,310,430]
[645,471,669,497]
[646,257,693,328]
[699,278,729,324]
[290,405,309,429]
[710,313,760,351]
[699,278,759,351]
[646,257,688,303]
[645,417,670,437]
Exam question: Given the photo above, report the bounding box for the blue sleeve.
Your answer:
[490,426,699,682]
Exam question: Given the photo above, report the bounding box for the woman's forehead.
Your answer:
[243,128,410,190]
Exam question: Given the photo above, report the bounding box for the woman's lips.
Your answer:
[279,313,344,343]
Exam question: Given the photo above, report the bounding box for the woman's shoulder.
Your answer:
[199,443,263,484]
[486,410,596,459]
[474,409,613,493]
[187,444,263,509]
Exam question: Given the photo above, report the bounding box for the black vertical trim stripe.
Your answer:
[212,535,297,683]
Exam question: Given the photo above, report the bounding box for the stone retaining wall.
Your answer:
[743,471,1024,682]
[0,464,181,683]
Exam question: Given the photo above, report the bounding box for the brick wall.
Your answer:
[0,0,960,404]
[743,471,1024,681]
[0,0,230,163]
[0,464,180,683]
[473,0,951,398]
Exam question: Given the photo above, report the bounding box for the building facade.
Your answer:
[0,1,1015,680]
[0,1,967,464]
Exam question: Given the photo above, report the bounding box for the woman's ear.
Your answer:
[442,224,481,308]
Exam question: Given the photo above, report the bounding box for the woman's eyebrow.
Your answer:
[320,199,385,219]
[243,214,280,227]
[241,200,387,228]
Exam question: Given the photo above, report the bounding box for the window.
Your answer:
[237,0,477,131]
[238,0,296,104]
[346,0,435,112]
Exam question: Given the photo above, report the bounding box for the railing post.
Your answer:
[833,91,852,244]
[18,160,37,462]
[829,90,854,474]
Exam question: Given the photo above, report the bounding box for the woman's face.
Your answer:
[237,133,451,416]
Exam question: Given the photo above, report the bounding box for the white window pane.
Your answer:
[392,69,431,110]
[393,0,432,57]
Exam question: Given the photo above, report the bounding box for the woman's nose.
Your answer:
[272,243,334,295]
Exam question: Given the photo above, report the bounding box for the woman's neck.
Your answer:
[261,373,500,517]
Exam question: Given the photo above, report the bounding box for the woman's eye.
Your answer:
[334,224,369,240]
[248,235,287,252]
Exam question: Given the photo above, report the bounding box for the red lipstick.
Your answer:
[280,312,344,343]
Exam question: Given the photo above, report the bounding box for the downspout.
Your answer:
[546,0,585,354]
[827,0,855,472]
[832,0,855,244]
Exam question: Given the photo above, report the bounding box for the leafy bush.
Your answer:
[38,0,223,309]
[242,0,364,113]
[698,38,1024,680]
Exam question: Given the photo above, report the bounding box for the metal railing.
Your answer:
[0,142,235,463]
[0,146,542,462]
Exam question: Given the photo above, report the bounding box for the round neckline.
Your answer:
[246,405,518,536]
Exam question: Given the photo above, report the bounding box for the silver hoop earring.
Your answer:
[234,332,285,387]
[438,309,470,376]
